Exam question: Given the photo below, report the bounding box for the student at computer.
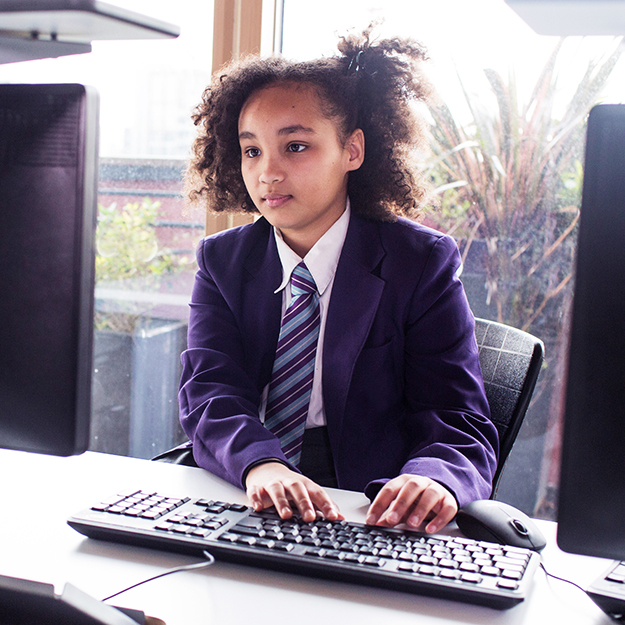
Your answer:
[178,30,498,535]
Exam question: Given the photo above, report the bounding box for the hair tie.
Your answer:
[347,49,365,74]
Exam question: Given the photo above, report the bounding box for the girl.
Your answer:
[179,31,498,534]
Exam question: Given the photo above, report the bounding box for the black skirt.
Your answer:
[299,426,338,489]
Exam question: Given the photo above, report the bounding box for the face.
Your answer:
[238,82,364,257]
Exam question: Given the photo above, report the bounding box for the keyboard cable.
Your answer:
[101,550,215,603]
[538,560,588,594]
[101,550,581,603]
[539,560,625,622]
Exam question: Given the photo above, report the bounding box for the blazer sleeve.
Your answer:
[178,239,291,488]
[365,234,499,506]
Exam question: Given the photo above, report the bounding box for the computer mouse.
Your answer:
[455,500,547,552]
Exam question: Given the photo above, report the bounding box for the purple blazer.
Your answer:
[179,212,498,507]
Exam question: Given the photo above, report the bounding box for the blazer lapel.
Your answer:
[323,214,386,442]
[241,218,283,390]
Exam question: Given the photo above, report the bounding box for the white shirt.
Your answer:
[259,202,351,428]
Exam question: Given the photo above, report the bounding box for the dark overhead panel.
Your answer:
[0,0,179,64]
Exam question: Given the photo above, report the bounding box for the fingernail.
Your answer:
[387,512,399,525]
[366,510,380,524]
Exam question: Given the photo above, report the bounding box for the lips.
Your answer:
[262,193,292,208]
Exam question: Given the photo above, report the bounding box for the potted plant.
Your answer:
[91,198,188,458]
[426,39,621,516]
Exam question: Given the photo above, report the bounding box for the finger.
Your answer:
[365,479,404,525]
[285,481,317,522]
[376,480,423,527]
[246,485,273,512]
[308,487,343,521]
[404,483,441,528]
[424,498,458,534]
[263,481,294,519]
[405,486,457,532]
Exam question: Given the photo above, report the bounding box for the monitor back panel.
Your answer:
[557,104,625,560]
[0,84,98,456]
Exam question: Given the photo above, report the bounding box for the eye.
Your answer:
[244,147,261,158]
[287,142,307,153]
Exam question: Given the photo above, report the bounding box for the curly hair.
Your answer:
[185,29,432,221]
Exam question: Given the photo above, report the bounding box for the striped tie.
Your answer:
[264,262,320,467]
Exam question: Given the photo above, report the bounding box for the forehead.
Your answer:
[238,82,331,131]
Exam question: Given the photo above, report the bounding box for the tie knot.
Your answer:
[291,262,317,297]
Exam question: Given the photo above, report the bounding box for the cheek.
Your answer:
[240,163,255,191]
[300,154,339,181]
[309,157,347,192]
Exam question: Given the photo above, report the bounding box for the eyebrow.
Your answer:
[278,125,315,136]
[238,125,316,141]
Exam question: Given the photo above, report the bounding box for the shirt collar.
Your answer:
[273,199,351,295]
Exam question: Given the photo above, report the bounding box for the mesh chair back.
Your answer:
[474,318,544,496]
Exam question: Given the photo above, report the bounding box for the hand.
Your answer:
[365,474,458,533]
[245,461,343,523]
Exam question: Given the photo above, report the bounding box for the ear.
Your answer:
[345,128,365,172]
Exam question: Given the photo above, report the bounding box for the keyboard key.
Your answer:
[139,509,163,520]
[228,503,250,513]
[607,572,625,584]
[343,553,362,564]
[497,579,519,591]
[271,541,294,552]
[459,563,480,573]
[418,565,438,576]
[481,566,502,577]
[461,573,482,584]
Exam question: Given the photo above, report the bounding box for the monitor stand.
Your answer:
[0,573,152,624]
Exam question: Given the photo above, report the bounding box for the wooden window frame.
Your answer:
[207,0,282,234]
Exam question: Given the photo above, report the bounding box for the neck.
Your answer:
[280,232,315,258]
[278,205,348,258]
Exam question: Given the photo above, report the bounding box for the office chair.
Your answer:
[154,318,544,499]
[474,318,544,498]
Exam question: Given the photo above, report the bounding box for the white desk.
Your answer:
[0,449,616,625]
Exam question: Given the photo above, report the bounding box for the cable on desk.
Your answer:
[539,560,587,594]
[541,560,625,622]
[101,550,215,602]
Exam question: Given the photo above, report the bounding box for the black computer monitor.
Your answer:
[0,83,98,456]
[557,103,625,560]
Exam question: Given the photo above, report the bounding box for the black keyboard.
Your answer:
[587,561,625,619]
[68,489,540,610]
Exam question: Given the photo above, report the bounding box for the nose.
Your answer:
[258,154,285,185]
